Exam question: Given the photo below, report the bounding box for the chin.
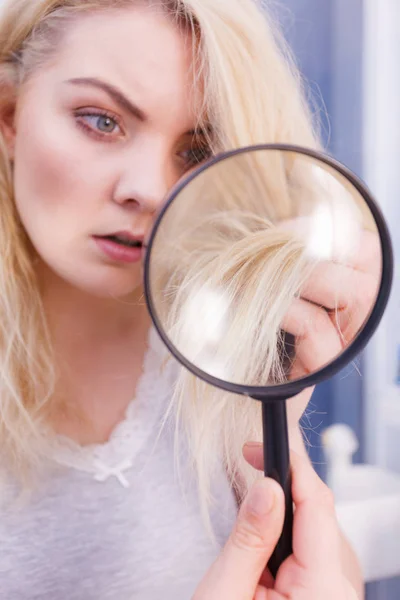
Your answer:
[62,266,144,300]
[37,255,144,300]
[79,277,143,300]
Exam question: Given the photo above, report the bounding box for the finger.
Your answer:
[242,403,312,473]
[299,261,379,344]
[288,353,312,380]
[254,587,282,600]
[346,229,381,275]
[282,297,343,374]
[300,261,379,313]
[193,478,284,600]
[289,450,342,571]
[280,219,380,275]
[254,585,268,600]
[286,386,315,427]
[243,442,340,567]
[243,446,344,593]
[243,442,264,471]
[258,566,275,589]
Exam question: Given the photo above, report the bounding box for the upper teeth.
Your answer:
[109,235,140,247]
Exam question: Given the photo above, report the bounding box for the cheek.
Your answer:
[12,102,105,243]
[15,110,82,214]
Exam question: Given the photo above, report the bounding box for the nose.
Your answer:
[112,152,170,214]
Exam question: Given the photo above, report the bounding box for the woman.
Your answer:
[0,0,365,598]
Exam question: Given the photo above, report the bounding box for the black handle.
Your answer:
[262,400,293,578]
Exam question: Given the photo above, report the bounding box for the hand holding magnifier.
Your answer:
[144,144,393,577]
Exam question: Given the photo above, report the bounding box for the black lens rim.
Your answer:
[144,144,394,401]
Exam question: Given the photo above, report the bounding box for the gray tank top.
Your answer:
[0,328,238,600]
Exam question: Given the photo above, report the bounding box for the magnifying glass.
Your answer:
[143,144,394,577]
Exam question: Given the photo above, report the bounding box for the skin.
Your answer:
[242,441,364,599]
[195,448,361,600]
[3,5,210,442]
[0,4,369,597]
[283,229,381,380]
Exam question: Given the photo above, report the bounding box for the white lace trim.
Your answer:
[50,327,176,487]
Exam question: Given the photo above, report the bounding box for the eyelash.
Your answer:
[73,109,212,168]
[74,109,123,141]
[179,145,212,169]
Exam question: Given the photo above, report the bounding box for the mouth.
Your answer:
[93,230,146,264]
[94,231,144,248]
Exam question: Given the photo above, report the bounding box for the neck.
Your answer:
[39,264,149,346]
[38,264,152,444]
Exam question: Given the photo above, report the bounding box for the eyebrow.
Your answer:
[65,76,212,138]
[66,77,148,122]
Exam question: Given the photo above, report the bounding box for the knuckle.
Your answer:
[231,516,268,552]
[304,309,329,338]
[362,275,378,307]
[318,483,336,510]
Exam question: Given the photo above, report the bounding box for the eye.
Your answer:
[93,115,119,133]
[179,144,212,169]
[74,110,123,139]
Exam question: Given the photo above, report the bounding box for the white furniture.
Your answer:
[323,424,400,582]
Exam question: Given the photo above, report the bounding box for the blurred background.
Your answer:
[272,1,399,598]
[1,0,396,596]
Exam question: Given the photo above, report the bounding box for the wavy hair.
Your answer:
[0,0,325,531]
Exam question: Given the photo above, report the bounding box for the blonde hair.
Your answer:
[0,0,323,519]
[149,145,375,535]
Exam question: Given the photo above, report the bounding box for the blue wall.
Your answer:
[275,0,365,475]
[277,3,400,598]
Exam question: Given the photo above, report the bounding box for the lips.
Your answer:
[93,231,145,264]
[95,230,144,248]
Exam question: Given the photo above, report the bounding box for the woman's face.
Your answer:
[9,6,209,298]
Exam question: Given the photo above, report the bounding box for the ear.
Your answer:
[0,65,18,160]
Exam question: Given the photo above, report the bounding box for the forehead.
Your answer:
[43,5,203,125]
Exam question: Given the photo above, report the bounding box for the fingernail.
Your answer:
[247,479,275,516]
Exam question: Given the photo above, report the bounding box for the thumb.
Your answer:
[193,478,285,600]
